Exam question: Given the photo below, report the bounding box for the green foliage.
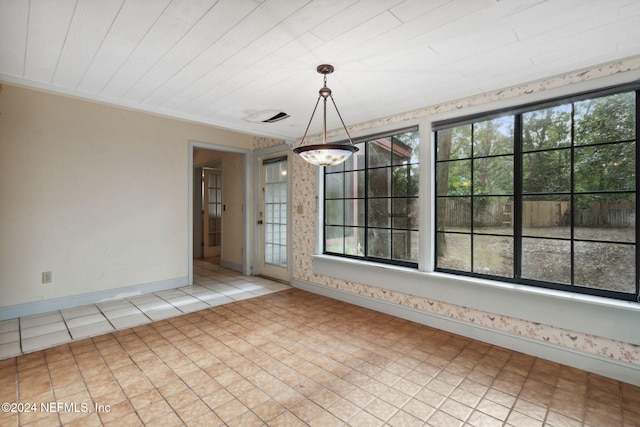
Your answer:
[448,174,472,196]
[522,104,572,150]
[473,116,514,157]
[522,92,635,204]
[575,92,635,144]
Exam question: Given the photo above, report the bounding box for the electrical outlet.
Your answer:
[42,271,52,284]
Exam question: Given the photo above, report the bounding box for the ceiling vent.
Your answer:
[242,110,290,123]
[262,112,290,123]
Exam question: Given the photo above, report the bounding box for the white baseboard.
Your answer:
[0,276,189,321]
[220,259,243,273]
[293,278,640,387]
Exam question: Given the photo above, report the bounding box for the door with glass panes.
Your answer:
[258,155,289,282]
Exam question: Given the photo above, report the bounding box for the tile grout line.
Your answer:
[95,305,118,336]
[18,317,22,358]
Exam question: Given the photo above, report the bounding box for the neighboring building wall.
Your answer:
[291,58,640,375]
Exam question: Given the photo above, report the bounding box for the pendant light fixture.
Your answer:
[293,64,359,167]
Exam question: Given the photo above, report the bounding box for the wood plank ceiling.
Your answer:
[1,0,639,140]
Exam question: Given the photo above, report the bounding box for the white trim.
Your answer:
[293,277,640,386]
[0,277,188,321]
[419,119,435,271]
[220,259,243,273]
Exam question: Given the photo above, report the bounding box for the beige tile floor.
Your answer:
[1,260,639,426]
[0,260,290,360]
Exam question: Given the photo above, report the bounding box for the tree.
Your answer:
[436,128,453,257]
[573,93,635,196]
[522,105,572,194]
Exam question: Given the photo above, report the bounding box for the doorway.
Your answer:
[189,142,250,285]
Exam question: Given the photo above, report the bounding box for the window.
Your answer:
[324,128,419,267]
[435,87,638,301]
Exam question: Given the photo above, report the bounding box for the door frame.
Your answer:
[253,144,293,283]
[188,141,250,285]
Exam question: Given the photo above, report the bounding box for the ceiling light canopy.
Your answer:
[293,64,358,167]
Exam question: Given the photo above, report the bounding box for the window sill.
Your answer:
[312,254,640,345]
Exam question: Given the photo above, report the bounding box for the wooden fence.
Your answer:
[440,199,633,228]
[574,201,635,228]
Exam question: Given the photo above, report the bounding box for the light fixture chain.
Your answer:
[323,92,328,145]
[329,95,355,145]
[298,95,322,147]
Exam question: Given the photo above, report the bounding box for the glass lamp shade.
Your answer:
[293,144,359,167]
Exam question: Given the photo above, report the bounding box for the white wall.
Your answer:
[0,84,252,310]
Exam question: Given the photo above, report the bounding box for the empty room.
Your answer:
[1,1,640,426]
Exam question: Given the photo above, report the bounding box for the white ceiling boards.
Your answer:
[1,0,639,140]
